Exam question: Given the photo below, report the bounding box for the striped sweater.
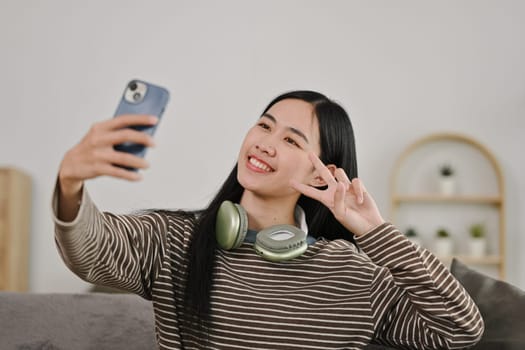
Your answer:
[53,188,483,349]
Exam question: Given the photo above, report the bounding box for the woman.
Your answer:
[54,90,483,349]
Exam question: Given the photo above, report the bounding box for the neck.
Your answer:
[239,191,299,231]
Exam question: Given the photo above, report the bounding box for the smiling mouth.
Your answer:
[248,157,275,172]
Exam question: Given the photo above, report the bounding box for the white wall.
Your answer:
[1,0,524,292]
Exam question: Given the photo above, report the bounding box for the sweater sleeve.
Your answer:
[52,182,169,299]
[355,223,484,349]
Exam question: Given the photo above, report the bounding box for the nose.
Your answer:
[256,143,276,156]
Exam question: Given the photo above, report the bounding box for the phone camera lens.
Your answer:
[129,81,138,91]
[133,92,142,101]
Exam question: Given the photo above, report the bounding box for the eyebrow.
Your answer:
[261,113,310,144]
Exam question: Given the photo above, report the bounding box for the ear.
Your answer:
[309,164,337,187]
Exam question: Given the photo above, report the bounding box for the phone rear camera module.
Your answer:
[129,81,138,91]
[124,80,147,104]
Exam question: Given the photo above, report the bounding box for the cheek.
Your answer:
[237,132,254,157]
[284,153,313,179]
[239,128,260,149]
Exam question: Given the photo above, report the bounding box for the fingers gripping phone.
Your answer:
[113,79,170,171]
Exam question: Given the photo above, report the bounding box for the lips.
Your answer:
[248,156,275,172]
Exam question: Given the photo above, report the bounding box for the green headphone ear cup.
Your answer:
[254,225,307,262]
[216,201,248,250]
[233,203,248,247]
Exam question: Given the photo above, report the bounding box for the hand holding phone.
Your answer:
[113,79,170,170]
[58,80,169,219]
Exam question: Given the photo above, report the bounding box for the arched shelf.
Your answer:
[390,132,505,279]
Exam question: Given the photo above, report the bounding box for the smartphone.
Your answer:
[113,79,170,170]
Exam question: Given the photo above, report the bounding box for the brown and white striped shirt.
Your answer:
[53,188,483,349]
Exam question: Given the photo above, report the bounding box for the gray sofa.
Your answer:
[1,292,156,350]
[1,259,523,350]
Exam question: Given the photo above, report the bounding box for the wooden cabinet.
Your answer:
[390,133,505,279]
[0,168,31,291]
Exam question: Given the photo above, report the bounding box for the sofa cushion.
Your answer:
[450,258,525,350]
[0,292,156,350]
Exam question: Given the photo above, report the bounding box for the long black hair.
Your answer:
[183,90,358,322]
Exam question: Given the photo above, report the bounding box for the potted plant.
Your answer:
[438,163,456,195]
[468,223,487,257]
[434,228,453,257]
[404,227,422,246]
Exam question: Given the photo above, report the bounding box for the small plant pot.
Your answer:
[439,177,456,195]
[468,238,487,257]
[434,238,453,257]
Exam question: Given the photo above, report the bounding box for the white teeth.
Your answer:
[249,157,273,172]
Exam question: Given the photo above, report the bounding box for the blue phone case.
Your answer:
[113,79,170,170]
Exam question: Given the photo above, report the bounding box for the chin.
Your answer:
[236,169,252,191]
[237,175,259,193]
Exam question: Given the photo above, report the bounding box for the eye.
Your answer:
[258,122,271,130]
[284,136,301,148]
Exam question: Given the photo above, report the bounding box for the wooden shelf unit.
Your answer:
[0,167,32,291]
[390,133,506,279]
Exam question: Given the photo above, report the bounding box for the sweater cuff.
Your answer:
[51,177,89,230]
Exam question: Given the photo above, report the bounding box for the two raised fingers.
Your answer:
[308,153,338,187]
[309,152,366,204]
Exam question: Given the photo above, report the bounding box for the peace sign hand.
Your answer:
[290,152,385,237]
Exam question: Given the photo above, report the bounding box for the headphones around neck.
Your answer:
[215,200,310,262]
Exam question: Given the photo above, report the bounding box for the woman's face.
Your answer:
[237,98,322,200]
